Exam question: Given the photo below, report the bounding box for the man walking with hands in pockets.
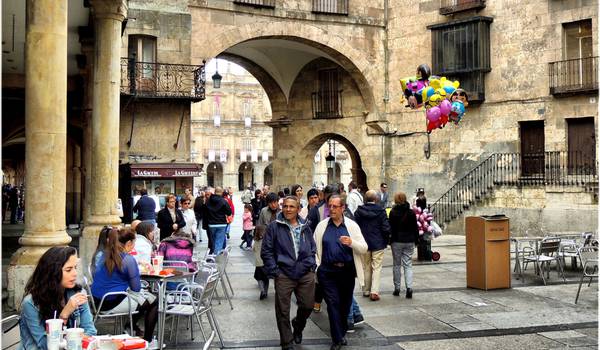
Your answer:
[261,196,317,350]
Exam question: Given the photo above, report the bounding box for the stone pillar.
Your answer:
[72,144,82,224]
[7,0,70,309]
[80,0,128,268]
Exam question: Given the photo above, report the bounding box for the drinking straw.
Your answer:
[54,311,57,319]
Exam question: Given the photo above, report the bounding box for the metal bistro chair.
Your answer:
[165,265,224,348]
[575,245,598,304]
[522,237,566,285]
[205,246,234,310]
[2,315,20,350]
[83,276,138,335]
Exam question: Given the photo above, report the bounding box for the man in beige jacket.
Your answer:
[314,195,368,350]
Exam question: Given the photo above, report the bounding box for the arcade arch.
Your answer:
[206,162,223,188]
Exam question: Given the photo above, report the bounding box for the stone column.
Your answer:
[7,0,70,309]
[80,0,128,268]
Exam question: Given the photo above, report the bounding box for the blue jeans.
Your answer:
[347,297,362,322]
[210,225,228,255]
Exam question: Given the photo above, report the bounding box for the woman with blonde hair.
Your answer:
[388,192,419,298]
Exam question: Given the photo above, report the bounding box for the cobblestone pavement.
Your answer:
[3,197,598,349]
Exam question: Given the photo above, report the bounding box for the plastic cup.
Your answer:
[45,319,63,350]
[65,327,84,350]
[152,255,164,272]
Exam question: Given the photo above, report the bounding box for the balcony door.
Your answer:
[563,20,593,87]
[520,121,545,178]
[128,36,157,92]
[567,117,596,175]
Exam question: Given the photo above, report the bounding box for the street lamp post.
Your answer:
[212,59,222,89]
[326,140,336,185]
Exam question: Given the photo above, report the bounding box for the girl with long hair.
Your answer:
[91,227,158,341]
[90,226,111,276]
[20,246,96,349]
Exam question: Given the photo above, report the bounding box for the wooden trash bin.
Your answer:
[465,215,511,290]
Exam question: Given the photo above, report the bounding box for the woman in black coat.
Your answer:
[156,193,186,241]
[388,192,418,299]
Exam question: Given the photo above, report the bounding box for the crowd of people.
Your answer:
[18,179,424,350]
[2,183,24,224]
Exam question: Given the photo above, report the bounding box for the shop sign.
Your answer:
[131,168,202,178]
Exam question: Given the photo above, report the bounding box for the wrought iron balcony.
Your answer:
[312,0,348,15]
[233,0,275,8]
[120,58,206,102]
[312,90,343,119]
[439,0,486,15]
[549,56,598,96]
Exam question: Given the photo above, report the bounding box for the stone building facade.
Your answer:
[189,0,598,234]
[2,0,598,308]
[191,61,274,191]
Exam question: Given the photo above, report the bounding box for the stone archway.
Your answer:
[207,162,223,188]
[302,133,368,190]
[238,162,254,191]
[263,163,273,186]
[191,23,380,117]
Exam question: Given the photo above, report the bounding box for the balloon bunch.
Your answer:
[413,206,433,237]
[412,206,443,240]
[422,77,462,133]
[401,64,468,134]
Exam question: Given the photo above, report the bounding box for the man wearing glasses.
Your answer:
[378,183,389,209]
[261,196,316,350]
[313,195,368,350]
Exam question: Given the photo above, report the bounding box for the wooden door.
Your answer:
[520,121,545,177]
[567,117,596,175]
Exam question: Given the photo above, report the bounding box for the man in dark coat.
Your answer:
[133,188,156,224]
[205,187,232,255]
[156,193,186,241]
[261,196,316,350]
[353,190,391,301]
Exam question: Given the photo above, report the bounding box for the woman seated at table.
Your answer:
[91,227,158,341]
[20,246,97,349]
[158,228,197,272]
[133,221,156,266]
[90,226,111,276]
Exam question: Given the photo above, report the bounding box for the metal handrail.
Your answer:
[549,56,598,95]
[120,58,206,101]
[431,151,598,225]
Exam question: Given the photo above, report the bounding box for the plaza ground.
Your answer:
[2,197,597,349]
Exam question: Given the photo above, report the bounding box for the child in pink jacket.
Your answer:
[240,204,255,250]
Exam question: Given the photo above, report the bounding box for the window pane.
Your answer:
[564,19,592,60]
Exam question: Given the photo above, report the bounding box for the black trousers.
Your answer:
[274,272,315,346]
[318,264,355,344]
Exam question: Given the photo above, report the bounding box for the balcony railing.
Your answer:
[233,0,275,8]
[311,90,343,119]
[312,0,348,15]
[549,56,598,96]
[430,151,597,225]
[120,58,206,102]
[439,0,486,15]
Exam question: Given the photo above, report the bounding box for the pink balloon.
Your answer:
[439,99,451,115]
[426,107,441,122]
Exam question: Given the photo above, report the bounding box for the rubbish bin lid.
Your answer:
[481,214,508,220]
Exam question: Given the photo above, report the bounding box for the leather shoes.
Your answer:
[341,338,348,346]
[330,344,342,350]
[292,318,302,344]
[281,345,294,350]
[406,288,413,299]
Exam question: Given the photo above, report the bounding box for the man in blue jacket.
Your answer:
[262,196,316,350]
[133,188,156,225]
[354,190,391,301]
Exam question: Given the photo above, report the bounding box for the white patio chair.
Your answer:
[522,237,566,285]
[575,245,598,304]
